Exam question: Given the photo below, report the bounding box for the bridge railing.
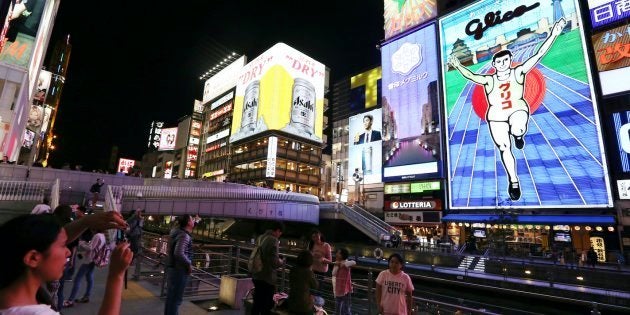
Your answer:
[119,185,319,204]
[0,180,53,202]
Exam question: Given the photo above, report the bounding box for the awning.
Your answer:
[441,214,616,225]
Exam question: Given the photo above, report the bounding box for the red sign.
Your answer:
[210,102,233,120]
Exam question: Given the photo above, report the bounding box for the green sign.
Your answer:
[410,181,440,193]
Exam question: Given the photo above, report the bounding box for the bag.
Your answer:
[91,239,112,268]
[248,235,268,274]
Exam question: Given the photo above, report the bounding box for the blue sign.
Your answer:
[439,0,612,209]
[589,0,630,29]
[612,111,630,172]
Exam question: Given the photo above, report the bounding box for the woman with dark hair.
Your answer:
[287,250,318,315]
[308,230,332,277]
[0,214,132,315]
[375,253,414,315]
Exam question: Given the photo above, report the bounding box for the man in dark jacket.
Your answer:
[251,221,285,315]
[164,215,194,315]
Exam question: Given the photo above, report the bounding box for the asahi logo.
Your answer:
[391,201,434,209]
[465,2,540,40]
[293,96,314,111]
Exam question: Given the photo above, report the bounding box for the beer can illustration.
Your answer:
[362,145,373,175]
[289,78,316,135]
[241,81,260,131]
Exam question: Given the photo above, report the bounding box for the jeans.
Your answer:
[68,263,96,301]
[335,293,352,315]
[164,267,189,315]
[251,279,275,315]
[57,263,75,309]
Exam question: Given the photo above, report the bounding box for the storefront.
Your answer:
[443,214,618,262]
[384,181,445,246]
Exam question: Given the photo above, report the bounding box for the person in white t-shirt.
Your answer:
[375,253,414,315]
[0,214,132,315]
[31,198,51,215]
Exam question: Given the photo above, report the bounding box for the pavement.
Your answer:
[59,267,242,315]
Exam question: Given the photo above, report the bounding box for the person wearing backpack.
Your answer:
[164,215,194,315]
[251,221,285,315]
[89,179,104,209]
[64,230,108,307]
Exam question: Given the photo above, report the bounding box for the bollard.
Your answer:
[160,267,168,297]
[367,269,373,315]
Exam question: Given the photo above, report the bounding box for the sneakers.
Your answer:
[63,300,74,308]
[508,181,521,201]
[514,136,525,149]
[76,296,90,303]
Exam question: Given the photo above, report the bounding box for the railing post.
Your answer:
[367,269,373,315]
[280,264,287,293]
[133,253,142,280]
[234,246,240,274]
[160,267,168,297]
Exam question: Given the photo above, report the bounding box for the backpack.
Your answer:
[90,183,99,193]
[248,235,268,274]
[91,235,112,267]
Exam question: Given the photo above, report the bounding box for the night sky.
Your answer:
[47,0,384,170]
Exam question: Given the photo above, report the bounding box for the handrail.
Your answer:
[0,180,51,202]
[352,204,394,232]
[338,203,390,242]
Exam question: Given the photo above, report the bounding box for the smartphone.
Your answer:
[116,229,127,244]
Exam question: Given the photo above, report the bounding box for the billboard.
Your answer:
[612,111,630,172]
[384,0,437,40]
[588,0,630,29]
[618,179,630,199]
[0,0,46,68]
[348,108,383,184]
[203,56,246,104]
[117,158,135,174]
[230,43,326,143]
[381,24,442,182]
[350,67,381,111]
[592,23,630,96]
[159,127,177,151]
[440,0,612,208]
[147,121,164,149]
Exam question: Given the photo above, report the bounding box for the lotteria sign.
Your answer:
[386,199,442,210]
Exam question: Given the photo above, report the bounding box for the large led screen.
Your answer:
[588,0,630,29]
[0,0,46,68]
[592,23,630,96]
[202,56,246,104]
[159,127,177,151]
[381,24,442,182]
[230,43,326,143]
[348,108,383,184]
[612,111,630,172]
[384,0,437,40]
[440,0,612,209]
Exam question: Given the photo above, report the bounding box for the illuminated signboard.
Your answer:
[348,108,383,184]
[205,141,227,152]
[385,181,441,194]
[350,67,382,111]
[210,91,234,110]
[210,102,233,120]
[22,129,35,148]
[440,0,612,209]
[592,23,630,96]
[384,0,437,40]
[384,211,442,224]
[612,111,630,172]
[206,129,230,144]
[193,99,204,114]
[381,24,442,182]
[0,0,46,68]
[386,199,441,210]
[203,56,246,104]
[158,127,177,151]
[190,120,202,137]
[117,158,135,174]
[617,179,630,199]
[266,136,278,178]
[588,0,630,29]
[148,121,164,149]
[230,43,326,143]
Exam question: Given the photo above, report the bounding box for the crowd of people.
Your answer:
[247,225,415,315]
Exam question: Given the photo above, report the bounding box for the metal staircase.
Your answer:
[320,202,394,243]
